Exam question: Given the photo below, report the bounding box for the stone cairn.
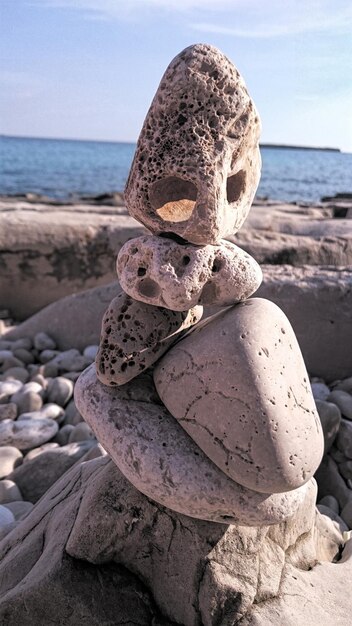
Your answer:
[77,43,324,526]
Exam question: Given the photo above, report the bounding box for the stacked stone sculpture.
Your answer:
[76,43,324,527]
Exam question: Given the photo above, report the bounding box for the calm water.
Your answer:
[1,135,351,202]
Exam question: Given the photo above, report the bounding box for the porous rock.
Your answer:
[0,417,58,450]
[117,235,262,310]
[154,298,323,494]
[75,364,309,526]
[125,44,261,245]
[96,291,203,385]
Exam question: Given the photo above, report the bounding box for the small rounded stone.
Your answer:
[315,400,341,453]
[0,479,23,504]
[3,367,29,383]
[327,390,352,420]
[52,424,75,446]
[68,422,95,443]
[12,348,34,365]
[24,442,60,462]
[11,390,43,415]
[47,377,74,407]
[0,403,17,421]
[83,345,99,361]
[34,332,56,351]
[3,500,34,520]
[0,418,59,450]
[0,504,15,528]
[311,382,330,401]
[340,500,352,528]
[318,495,340,514]
[0,446,23,479]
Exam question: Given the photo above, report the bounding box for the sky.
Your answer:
[1,0,352,151]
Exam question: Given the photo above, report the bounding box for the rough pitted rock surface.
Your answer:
[154,298,324,494]
[96,291,203,386]
[117,235,262,310]
[75,364,310,526]
[125,44,261,245]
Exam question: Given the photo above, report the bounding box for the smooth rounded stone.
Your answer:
[96,292,203,386]
[117,236,262,311]
[336,419,352,459]
[83,345,99,362]
[315,400,341,453]
[311,382,330,401]
[11,337,32,351]
[0,403,17,421]
[0,504,15,528]
[154,298,323,494]
[18,403,65,423]
[47,349,89,372]
[47,376,74,407]
[8,441,95,503]
[39,362,59,378]
[0,354,24,371]
[125,44,261,245]
[63,399,83,426]
[327,390,352,420]
[29,373,47,388]
[23,442,60,462]
[0,418,58,450]
[39,349,60,364]
[16,381,44,397]
[12,348,34,365]
[334,376,352,394]
[0,479,23,504]
[10,389,43,415]
[316,505,349,533]
[52,424,74,446]
[75,364,310,526]
[339,460,352,481]
[34,331,56,351]
[0,379,23,399]
[341,500,352,529]
[2,367,29,383]
[61,371,81,382]
[0,446,23,479]
[315,455,352,510]
[3,500,34,520]
[318,495,340,514]
[68,422,95,444]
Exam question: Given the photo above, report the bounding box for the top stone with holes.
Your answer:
[125,43,261,245]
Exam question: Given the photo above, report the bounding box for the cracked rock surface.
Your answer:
[117,235,262,310]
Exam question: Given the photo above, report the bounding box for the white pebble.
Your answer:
[0,479,23,504]
[0,446,23,479]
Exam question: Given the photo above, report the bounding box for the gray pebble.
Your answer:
[83,345,99,361]
[340,500,352,528]
[338,460,352,481]
[3,500,34,520]
[315,400,341,453]
[2,367,29,383]
[18,403,65,423]
[0,355,24,372]
[11,390,43,415]
[29,373,47,388]
[11,338,33,351]
[52,424,74,446]
[328,390,352,420]
[333,377,352,394]
[0,504,15,528]
[0,379,23,398]
[34,332,56,351]
[318,494,340,513]
[24,442,60,462]
[0,479,23,504]
[311,382,330,401]
[63,399,83,426]
[48,349,89,372]
[0,418,58,450]
[39,349,60,364]
[62,371,81,382]
[12,348,34,365]
[0,446,23,479]
[47,376,73,406]
[336,420,352,458]
[0,403,17,421]
[68,422,95,443]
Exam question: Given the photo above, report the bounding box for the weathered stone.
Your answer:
[47,376,74,406]
[0,417,58,450]
[117,235,262,310]
[315,399,341,453]
[154,298,323,494]
[0,446,23,479]
[96,292,203,386]
[125,44,261,245]
[75,364,309,526]
[0,403,17,421]
[328,389,352,420]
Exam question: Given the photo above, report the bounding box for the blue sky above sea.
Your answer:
[0,0,352,152]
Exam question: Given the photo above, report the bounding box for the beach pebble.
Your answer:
[9,441,95,503]
[336,419,352,459]
[0,418,58,450]
[327,390,352,420]
[24,442,60,462]
[68,422,95,443]
[52,424,74,446]
[0,379,23,399]
[95,292,203,386]
[0,446,23,479]
[11,337,33,351]
[12,348,34,365]
[318,494,340,514]
[311,382,330,401]
[75,364,310,526]
[154,298,323,494]
[0,350,15,364]
[3,500,34,520]
[39,349,60,364]
[0,354,24,371]
[338,460,352,481]
[333,377,352,394]
[315,455,351,510]
[47,376,73,406]
[34,332,56,351]
[63,399,83,426]
[340,500,352,528]
[316,505,349,533]
[18,403,65,423]
[117,236,262,310]
[0,403,17,421]
[48,349,89,372]
[315,400,341,453]
[83,345,99,362]
[0,479,23,504]
[0,504,15,527]
[11,389,43,415]
[3,367,29,383]
[29,373,47,388]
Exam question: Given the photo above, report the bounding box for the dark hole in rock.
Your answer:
[211,258,223,273]
[138,278,161,299]
[182,255,191,266]
[227,169,246,204]
[159,232,190,245]
[149,176,197,222]
[137,267,147,277]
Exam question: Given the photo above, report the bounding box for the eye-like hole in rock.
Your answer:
[138,278,161,299]
[227,169,246,204]
[149,176,197,223]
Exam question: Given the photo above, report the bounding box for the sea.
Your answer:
[1,135,351,203]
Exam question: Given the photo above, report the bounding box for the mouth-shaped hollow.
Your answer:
[227,169,246,204]
[149,176,197,222]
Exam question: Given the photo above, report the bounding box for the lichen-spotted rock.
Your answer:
[154,298,324,494]
[117,235,262,310]
[125,43,261,245]
[95,292,202,385]
[75,364,310,526]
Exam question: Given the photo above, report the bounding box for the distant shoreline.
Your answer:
[259,143,341,153]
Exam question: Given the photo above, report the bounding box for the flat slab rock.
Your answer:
[154,298,324,494]
[125,43,261,245]
[75,364,309,526]
[117,235,262,310]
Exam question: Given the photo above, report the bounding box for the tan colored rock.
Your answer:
[117,235,262,310]
[125,44,261,245]
[96,292,202,386]
[154,298,323,494]
[75,364,309,526]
